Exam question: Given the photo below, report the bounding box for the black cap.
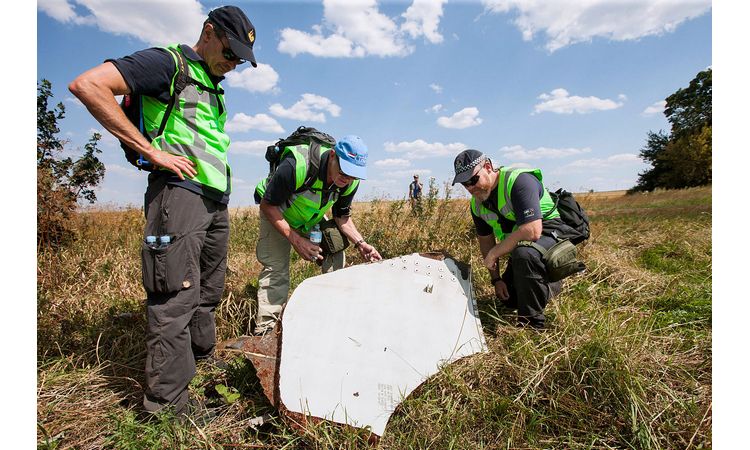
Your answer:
[208,5,257,67]
[451,149,486,185]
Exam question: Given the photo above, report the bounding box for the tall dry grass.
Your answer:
[37,187,712,449]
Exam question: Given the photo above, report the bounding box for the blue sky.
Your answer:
[37,0,712,207]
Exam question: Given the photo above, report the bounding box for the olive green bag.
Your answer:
[519,239,586,282]
[319,219,349,255]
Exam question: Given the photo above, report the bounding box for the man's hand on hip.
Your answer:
[147,151,197,180]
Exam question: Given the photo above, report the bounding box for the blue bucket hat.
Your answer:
[334,135,368,180]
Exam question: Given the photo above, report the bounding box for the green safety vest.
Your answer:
[255,144,359,233]
[141,44,231,193]
[470,167,560,241]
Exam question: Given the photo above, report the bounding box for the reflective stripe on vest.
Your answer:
[471,167,560,241]
[255,144,359,233]
[141,45,230,193]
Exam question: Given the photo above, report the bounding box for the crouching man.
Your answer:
[452,149,579,328]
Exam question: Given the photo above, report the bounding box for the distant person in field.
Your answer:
[253,135,383,335]
[452,149,581,328]
[408,174,423,212]
[69,6,258,416]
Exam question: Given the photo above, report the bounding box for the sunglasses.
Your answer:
[219,35,245,64]
[222,46,245,64]
[461,173,481,187]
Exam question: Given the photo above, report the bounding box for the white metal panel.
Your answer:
[278,253,487,436]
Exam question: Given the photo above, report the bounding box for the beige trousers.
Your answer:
[254,213,344,332]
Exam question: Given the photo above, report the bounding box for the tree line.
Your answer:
[630,68,711,193]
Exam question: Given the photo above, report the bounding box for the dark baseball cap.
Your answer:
[451,149,486,185]
[208,5,257,67]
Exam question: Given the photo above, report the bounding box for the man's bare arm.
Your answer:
[68,62,196,179]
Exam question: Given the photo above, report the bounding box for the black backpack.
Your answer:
[119,47,222,171]
[545,188,590,245]
[264,126,337,192]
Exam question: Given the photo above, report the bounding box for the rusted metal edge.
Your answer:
[218,324,381,444]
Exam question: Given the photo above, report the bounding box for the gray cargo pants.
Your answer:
[141,175,229,414]
[501,235,562,328]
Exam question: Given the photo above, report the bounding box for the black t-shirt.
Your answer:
[472,172,580,240]
[254,150,357,217]
[108,45,230,204]
[472,172,545,237]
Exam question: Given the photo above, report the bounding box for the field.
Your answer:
[37,187,712,449]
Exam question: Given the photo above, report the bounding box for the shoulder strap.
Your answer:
[156,47,225,137]
[542,188,561,219]
[294,143,323,193]
[517,240,548,257]
[156,47,188,137]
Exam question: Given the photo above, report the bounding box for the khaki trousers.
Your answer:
[254,213,344,332]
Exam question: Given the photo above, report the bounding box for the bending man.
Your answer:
[253,135,382,334]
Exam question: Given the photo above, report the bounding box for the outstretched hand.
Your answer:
[358,242,382,262]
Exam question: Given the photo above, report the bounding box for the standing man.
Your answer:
[253,135,383,335]
[452,149,580,328]
[69,6,258,415]
[408,174,423,212]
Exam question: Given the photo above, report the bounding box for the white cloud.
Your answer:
[533,88,624,114]
[269,94,341,123]
[278,0,407,58]
[229,140,277,157]
[38,0,205,46]
[64,96,84,107]
[278,0,446,58]
[401,0,446,44]
[374,158,411,168]
[226,113,284,134]
[382,168,432,179]
[557,153,643,172]
[384,139,466,160]
[482,0,711,52]
[642,100,667,116]
[224,64,280,94]
[104,163,144,179]
[425,104,444,114]
[436,107,483,129]
[278,28,360,58]
[38,0,94,25]
[499,145,592,160]
[429,83,443,94]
